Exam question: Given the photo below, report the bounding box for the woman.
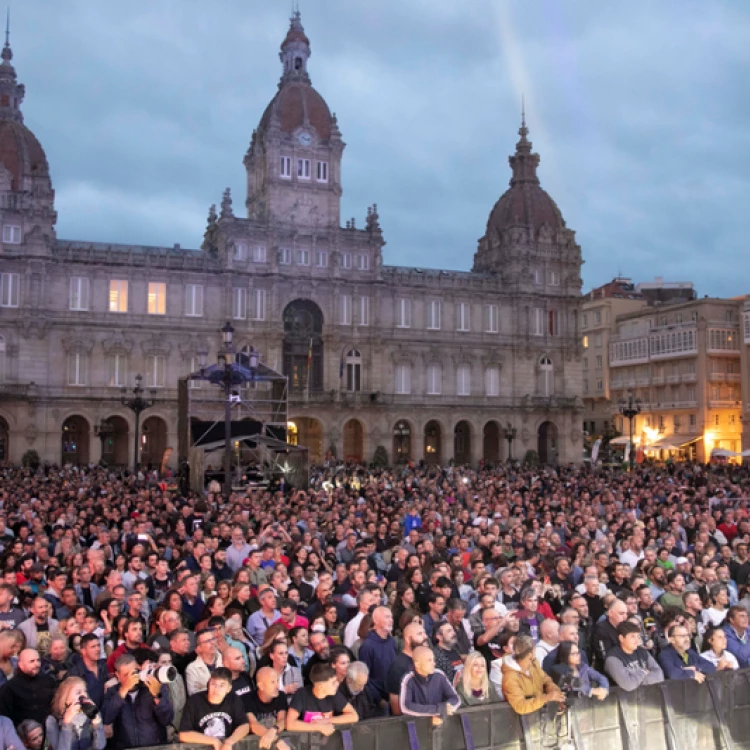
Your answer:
[308,613,336,647]
[391,583,416,628]
[199,573,216,602]
[330,647,351,685]
[46,676,105,750]
[226,582,253,624]
[393,610,423,652]
[113,554,126,574]
[0,629,24,686]
[323,602,344,645]
[702,584,730,628]
[457,651,500,706]
[216,580,233,607]
[257,624,289,668]
[549,642,609,700]
[701,627,739,670]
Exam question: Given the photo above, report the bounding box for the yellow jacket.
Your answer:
[501,655,555,715]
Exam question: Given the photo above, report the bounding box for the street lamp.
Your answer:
[504,423,517,461]
[94,419,114,465]
[121,374,156,471]
[618,392,642,471]
[219,322,235,498]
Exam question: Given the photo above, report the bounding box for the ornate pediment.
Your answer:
[20,314,49,340]
[101,331,134,355]
[62,334,95,353]
[178,336,210,359]
[141,335,172,357]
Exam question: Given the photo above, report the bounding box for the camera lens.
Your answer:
[78,698,99,720]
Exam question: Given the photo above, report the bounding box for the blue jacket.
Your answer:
[100,684,173,750]
[658,645,716,680]
[549,662,609,697]
[723,625,750,668]
[399,670,460,717]
[0,716,22,750]
[358,630,397,701]
[67,657,109,708]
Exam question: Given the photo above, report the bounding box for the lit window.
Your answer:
[109,280,128,313]
[148,282,166,315]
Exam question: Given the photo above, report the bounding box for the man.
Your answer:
[181,575,205,629]
[581,575,606,624]
[444,598,472,657]
[422,592,446,639]
[399,646,460,725]
[67,633,109,708]
[18,597,59,656]
[0,583,25,629]
[723,605,750,667]
[592,598,628,672]
[659,571,686,611]
[107,618,144,674]
[288,627,311,671]
[475,606,512,667]
[542,623,589,674]
[658,624,716,682]
[74,564,102,609]
[186,628,224,696]
[302,631,331,684]
[604,621,664,691]
[343,589,374,650]
[169,628,197,677]
[42,569,68,618]
[0,649,57,726]
[247,588,280,645]
[179,667,249,749]
[125,591,149,629]
[246,549,269,589]
[95,569,123,608]
[502,635,565,715]
[286,663,358,735]
[245,667,290,750]
[122,555,149,593]
[385,621,428,716]
[102,653,173,748]
[148,609,183,653]
[338,661,378,721]
[275,599,309,633]
[356,605,395,699]
[431,622,462,684]
[534,619,560,666]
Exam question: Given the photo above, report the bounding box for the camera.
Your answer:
[558,672,582,694]
[78,698,99,720]
[139,664,177,684]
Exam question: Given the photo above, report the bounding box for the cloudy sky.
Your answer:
[12,0,750,296]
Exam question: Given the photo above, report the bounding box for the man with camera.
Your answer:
[68,634,109,708]
[101,653,174,749]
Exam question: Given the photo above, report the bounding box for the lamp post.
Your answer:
[121,374,156,471]
[94,419,114,465]
[218,322,236,498]
[504,423,517,461]
[619,392,642,471]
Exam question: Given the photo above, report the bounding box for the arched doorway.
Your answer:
[393,420,411,464]
[0,416,8,463]
[62,416,90,465]
[538,421,558,465]
[343,419,364,462]
[424,421,442,465]
[102,416,129,467]
[454,421,471,465]
[140,416,167,470]
[293,417,323,463]
[483,421,500,464]
[283,300,324,393]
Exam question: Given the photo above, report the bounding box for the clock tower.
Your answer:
[244,10,344,229]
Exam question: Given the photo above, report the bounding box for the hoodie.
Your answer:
[399,669,460,717]
[501,656,555,715]
[358,630,397,701]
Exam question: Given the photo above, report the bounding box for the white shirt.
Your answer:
[700,649,739,670]
[344,611,365,650]
[619,549,644,570]
[702,607,728,628]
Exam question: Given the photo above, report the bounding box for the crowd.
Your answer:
[0,458,748,750]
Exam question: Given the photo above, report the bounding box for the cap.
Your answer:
[676,557,689,565]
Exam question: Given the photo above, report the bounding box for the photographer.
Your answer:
[45,677,105,750]
[100,654,173,749]
[549,642,609,701]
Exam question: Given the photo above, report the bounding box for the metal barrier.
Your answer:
[141,668,750,750]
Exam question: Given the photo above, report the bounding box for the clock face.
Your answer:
[297,132,312,146]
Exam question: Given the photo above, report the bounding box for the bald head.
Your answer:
[372,606,393,635]
[18,649,41,677]
[255,666,280,698]
[413,646,435,677]
[608,600,628,625]
[222,647,245,674]
[403,621,427,652]
[539,618,559,645]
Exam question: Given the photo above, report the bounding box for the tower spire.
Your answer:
[508,111,539,186]
[5,8,9,48]
[279,7,311,86]
[0,6,24,123]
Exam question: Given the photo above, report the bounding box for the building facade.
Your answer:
[608,297,743,462]
[0,13,584,469]
[742,298,750,455]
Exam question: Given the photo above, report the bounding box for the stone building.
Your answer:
[0,12,584,469]
[742,298,750,455]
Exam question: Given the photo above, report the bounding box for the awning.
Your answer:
[712,448,739,458]
[609,435,636,446]
[647,434,703,450]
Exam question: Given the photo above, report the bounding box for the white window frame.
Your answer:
[316,161,328,182]
[427,300,441,331]
[253,245,267,263]
[252,289,267,321]
[358,296,370,327]
[532,308,544,336]
[485,304,499,333]
[297,158,311,179]
[189,356,203,389]
[485,366,500,397]
[185,284,204,317]
[426,363,442,396]
[316,250,328,268]
[233,242,248,261]
[457,302,471,332]
[0,335,5,384]
[345,349,361,393]
[339,294,352,326]
[395,363,411,395]
[280,156,292,179]
[396,298,412,328]
[2,224,21,244]
[108,279,128,313]
[456,364,471,396]
[297,249,310,266]
[145,355,165,388]
[539,356,553,397]
[108,353,127,388]
[69,277,90,311]
[549,270,560,286]
[147,282,166,315]
[67,352,88,387]
[341,253,352,269]
[279,247,292,265]
[357,254,369,271]
[232,288,247,320]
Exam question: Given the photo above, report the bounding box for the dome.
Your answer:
[258,80,333,141]
[0,118,49,191]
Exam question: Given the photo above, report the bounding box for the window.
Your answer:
[582,313,588,328]
[457,302,471,332]
[339,295,352,325]
[582,336,589,348]
[232,288,247,320]
[146,355,165,388]
[189,356,203,389]
[67,353,88,386]
[2,225,21,244]
[548,310,559,336]
[0,335,5,383]
[595,354,603,368]
[427,300,441,330]
[147,282,166,315]
[456,364,471,396]
[279,247,292,265]
[583,357,588,371]
[280,156,292,178]
[594,333,603,347]
[396,298,411,328]
[539,356,553,397]
[485,304,499,333]
[316,161,328,182]
[345,349,361,392]
[316,250,328,268]
[730,414,736,425]
[341,253,352,269]
[532,308,544,336]
[297,158,311,179]
[595,311,602,324]
[714,414,720,427]
[485,366,500,397]
[253,245,267,263]
[69,277,89,311]
[234,242,248,261]
[108,354,126,388]
[108,280,128,313]
[395,363,411,394]
[252,289,267,321]
[185,284,204,317]
[596,379,603,392]
[549,271,560,286]
[357,254,369,271]
[689,414,696,427]
[533,269,542,285]
[427,364,442,395]
[358,296,370,327]
[297,249,310,266]
[725,309,735,322]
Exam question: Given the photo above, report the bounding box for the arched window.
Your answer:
[426,363,442,395]
[538,356,553,397]
[0,335,5,383]
[345,349,361,392]
[456,364,471,396]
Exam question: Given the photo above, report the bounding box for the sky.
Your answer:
[11,0,750,297]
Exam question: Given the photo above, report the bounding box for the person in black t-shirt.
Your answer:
[286,663,357,737]
[179,668,249,749]
[246,667,290,750]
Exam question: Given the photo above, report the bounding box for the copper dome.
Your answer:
[0,118,49,191]
[259,81,332,141]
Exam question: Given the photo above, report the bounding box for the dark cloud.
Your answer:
[12,0,750,296]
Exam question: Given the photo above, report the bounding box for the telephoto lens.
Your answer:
[139,665,177,684]
[78,698,99,720]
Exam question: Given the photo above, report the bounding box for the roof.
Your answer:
[258,81,332,140]
[0,116,49,191]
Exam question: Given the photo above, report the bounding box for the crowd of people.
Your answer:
[0,458,748,750]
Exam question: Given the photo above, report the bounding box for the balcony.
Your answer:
[680,373,697,383]
[708,372,727,382]
[727,373,741,383]
[651,375,665,385]
[708,400,741,409]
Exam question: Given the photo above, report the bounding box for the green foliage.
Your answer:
[21,449,40,470]
[373,445,389,467]
[523,449,539,467]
